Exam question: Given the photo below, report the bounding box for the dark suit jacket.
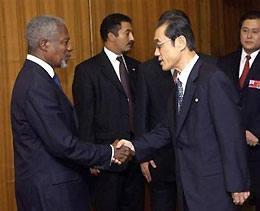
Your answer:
[11,60,111,211]
[134,54,216,182]
[218,47,260,161]
[73,50,139,171]
[134,57,175,181]
[133,59,249,211]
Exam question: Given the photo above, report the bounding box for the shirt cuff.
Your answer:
[110,144,114,166]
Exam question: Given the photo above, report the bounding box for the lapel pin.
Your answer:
[132,68,136,71]
[195,98,199,102]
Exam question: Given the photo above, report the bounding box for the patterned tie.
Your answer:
[53,73,62,89]
[176,78,183,115]
[239,54,251,88]
[117,56,134,132]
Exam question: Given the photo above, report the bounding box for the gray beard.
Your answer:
[60,60,67,68]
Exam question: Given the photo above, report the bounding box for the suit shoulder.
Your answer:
[75,53,103,72]
[124,54,140,65]
[138,57,161,73]
[199,61,223,78]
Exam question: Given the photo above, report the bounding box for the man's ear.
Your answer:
[175,35,187,51]
[38,39,49,51]
[107,32,116,42]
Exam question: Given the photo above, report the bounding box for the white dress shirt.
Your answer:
[178,54,199,93]
[239,48,260,78]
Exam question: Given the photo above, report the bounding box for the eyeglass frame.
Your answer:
[154,39,172,49]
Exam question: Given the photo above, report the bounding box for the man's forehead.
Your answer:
[242,19,260,27]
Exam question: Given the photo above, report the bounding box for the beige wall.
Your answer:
[1,0,259,210]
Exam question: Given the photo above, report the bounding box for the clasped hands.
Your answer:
[112,139,135,165]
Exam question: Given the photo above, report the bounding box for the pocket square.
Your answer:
[249,80,260,89]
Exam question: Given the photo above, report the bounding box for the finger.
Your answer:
[149,160,157,168]
[113,158,122,165]
[232,193,239,205]
[238,193,245,205]
[146,171,152,182]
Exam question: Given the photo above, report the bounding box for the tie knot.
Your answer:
[246,55,251,60]
[117,56,123,63]
[172,69,178,84]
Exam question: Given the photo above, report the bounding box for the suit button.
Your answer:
[126,114,129,118]
[126,98,129,102]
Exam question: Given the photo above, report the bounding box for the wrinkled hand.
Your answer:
[246,130,259,146]
[140,160,157,182]
[90,168,100,176]
[231,191,250,205]
[112,139,135,165]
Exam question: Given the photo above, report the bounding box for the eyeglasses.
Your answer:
[154,39,172,49]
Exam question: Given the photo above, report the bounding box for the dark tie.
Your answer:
[239,54,251,88]
[53,73,62,89]
[176,78,183,115]
[117,56,134,132]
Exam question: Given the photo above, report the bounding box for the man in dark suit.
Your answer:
[10,15,131,211]
[72,13,144,211]
[218,11,260,211]
[135,10,217,211]
[117,13,250,211]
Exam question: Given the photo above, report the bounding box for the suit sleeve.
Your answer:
[208,70,249,192]
[133,119,172,162]
[72,64,95,143]
[25,81,111,168]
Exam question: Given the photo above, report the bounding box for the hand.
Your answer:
[140,160,157,182]
[116,139,135,151]
[90,168,100,176]
[231,191,250,205]
[246,130,259,146]
[112,139,135,165]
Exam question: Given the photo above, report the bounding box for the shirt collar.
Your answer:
[178,53,199,90]
[26,54,55,78]
[241,48,260,61]
[104,47,123,64]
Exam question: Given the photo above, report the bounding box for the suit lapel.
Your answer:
[232,51,241,90]
[99,51,126,95]
[176,59,202,138]
[124,55,138,93]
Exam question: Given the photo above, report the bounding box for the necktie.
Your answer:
[239,55,251,88]
[176,78,183,115]
[53,73,62,89]
[117,56,134,132]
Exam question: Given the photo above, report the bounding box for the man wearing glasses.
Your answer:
[117,13,250,211]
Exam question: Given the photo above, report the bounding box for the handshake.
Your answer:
[111,139,135,165]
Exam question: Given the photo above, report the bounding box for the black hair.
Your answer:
[100,13,132,42]
[156,15,195,51]
[159,9,191,25]
[239,11,260,29]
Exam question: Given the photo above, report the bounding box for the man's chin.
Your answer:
[60,60,68,68]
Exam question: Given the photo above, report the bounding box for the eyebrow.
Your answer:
[124,28,133,33]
